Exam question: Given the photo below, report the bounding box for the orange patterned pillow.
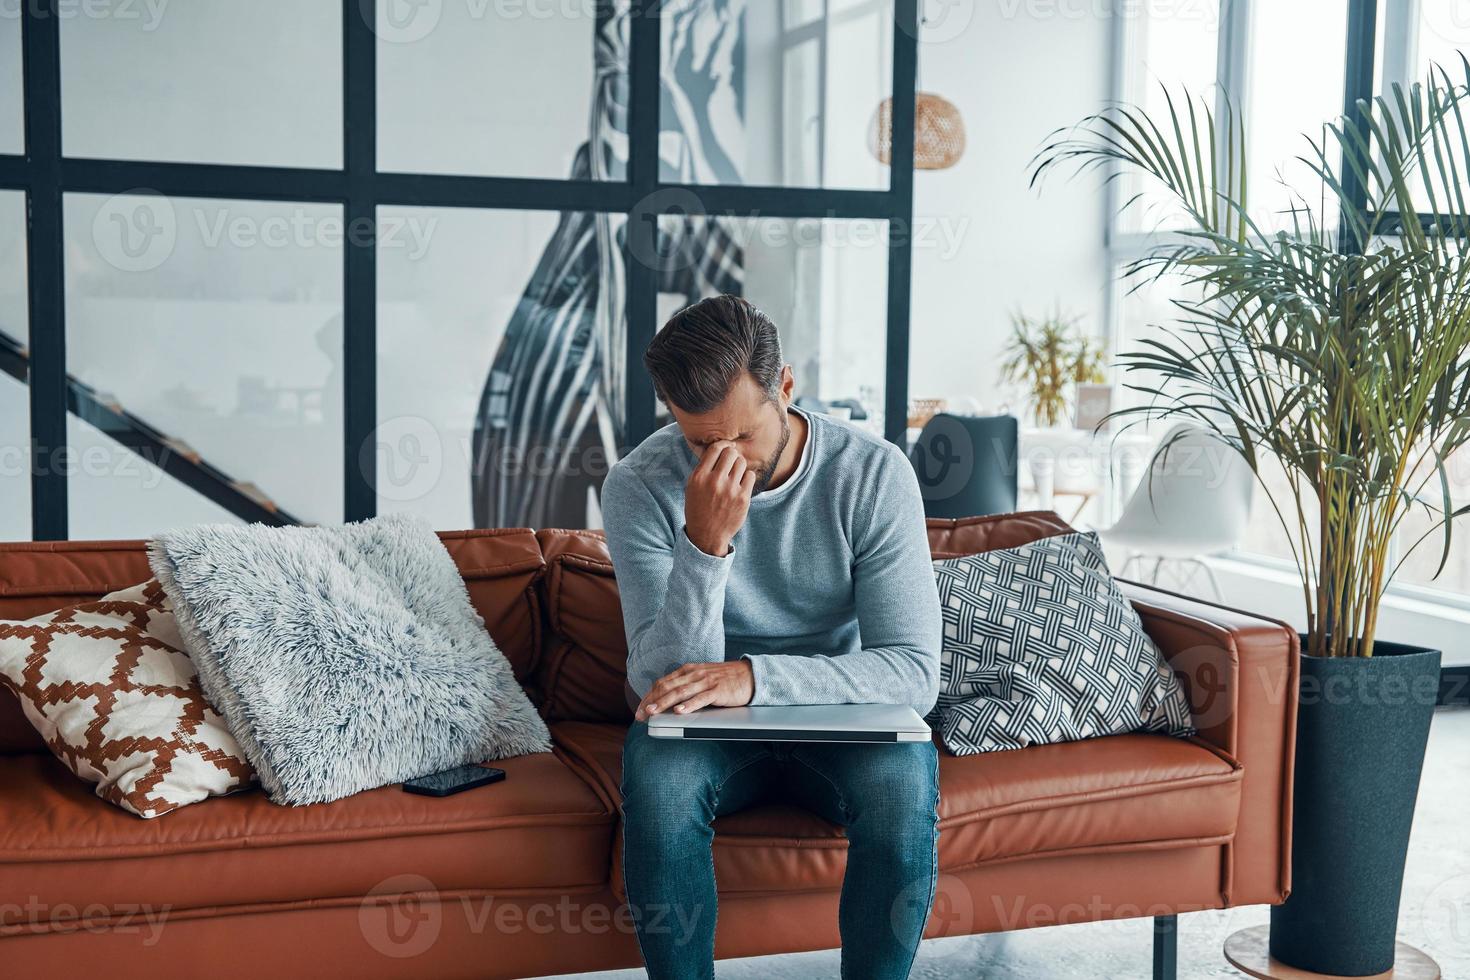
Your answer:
[0,580,255,817]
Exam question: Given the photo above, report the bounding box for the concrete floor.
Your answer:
[555,708,1470,979]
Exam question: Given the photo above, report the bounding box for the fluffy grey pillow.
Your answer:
[148,515,550,806]
[932,531,1194,755]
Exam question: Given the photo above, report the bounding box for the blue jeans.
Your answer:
[620,722,940,980]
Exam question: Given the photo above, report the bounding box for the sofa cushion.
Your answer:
[533,530,632,723]
[0,580,255,818]
[0,532,546,755]
[932,531,1194,755]
[0,746,614,930]
[550,721,1242,897]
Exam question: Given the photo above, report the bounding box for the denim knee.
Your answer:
[619,725,720,832]
[843,742,940,837]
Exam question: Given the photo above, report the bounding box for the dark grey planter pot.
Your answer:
[1269,640,1441,976]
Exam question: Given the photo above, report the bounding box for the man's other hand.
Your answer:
[636,661,755,721]
[683,441,756,557]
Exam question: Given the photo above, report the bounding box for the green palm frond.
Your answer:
[1031,63,1470,658]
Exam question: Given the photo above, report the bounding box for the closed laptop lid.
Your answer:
[646,703,930,741]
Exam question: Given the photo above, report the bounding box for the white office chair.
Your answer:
[1096,424,1254,601]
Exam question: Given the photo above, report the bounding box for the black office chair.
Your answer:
[908,413,1019,519]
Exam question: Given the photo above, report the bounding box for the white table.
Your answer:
[1020,427,1156,526]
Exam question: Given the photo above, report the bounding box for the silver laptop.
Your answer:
[646,703,931,743]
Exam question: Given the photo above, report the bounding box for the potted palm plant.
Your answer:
[1001,309,1107,428]
[1032,68,1470,976]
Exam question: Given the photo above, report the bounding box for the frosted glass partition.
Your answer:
[376,1,597,179]
[64,193,345,533]
[0,14,21,156]
[60,1,342,168]
[659,0,893,189]
[0,191,28,541]
[376,206,626,530]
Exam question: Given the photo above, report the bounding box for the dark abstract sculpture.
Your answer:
[471,0,747,529]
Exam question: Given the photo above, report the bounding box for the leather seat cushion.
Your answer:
[0,747,614,930]
[551,721,1242,897]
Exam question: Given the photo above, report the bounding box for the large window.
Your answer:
[1110,0,1470,608]
[2,0,920,540]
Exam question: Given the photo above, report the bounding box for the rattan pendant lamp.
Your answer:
[867,10,966,170]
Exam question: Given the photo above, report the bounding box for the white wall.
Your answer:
[908,2,1113,408]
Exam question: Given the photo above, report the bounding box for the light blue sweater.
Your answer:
[601,408,942,715]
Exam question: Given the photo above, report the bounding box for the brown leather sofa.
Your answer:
[0,512,1298,979]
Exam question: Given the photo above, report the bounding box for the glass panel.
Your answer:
[0,13,21,155]
[1247,0,1348,234]
[377,206,627,530]
[784,0,825,30]
[1119,1,1221,232]
[67,414,240,540]
[1404,8,1470,213]
[0,190,26,540]
[660,0,892,189]
[0,373,27,541]
[0,191,25,348]
[65,193,344,534]
[652,213,888,427]
[376,0,600,179]
[60,1,342,169]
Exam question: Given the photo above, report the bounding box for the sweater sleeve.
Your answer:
[742,445,943,714]
[600,463,734,699]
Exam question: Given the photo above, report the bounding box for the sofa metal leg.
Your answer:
[1152,914,1178,980]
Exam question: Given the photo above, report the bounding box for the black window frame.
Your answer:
[3,0,919,539]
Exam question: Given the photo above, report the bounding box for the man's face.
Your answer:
[669,369,794,494]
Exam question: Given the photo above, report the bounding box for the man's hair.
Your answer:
[643,294,784,414]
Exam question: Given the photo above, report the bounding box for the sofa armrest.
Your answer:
[1121,580,1299,907]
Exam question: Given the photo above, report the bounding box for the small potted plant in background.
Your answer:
[1001,309,1107,428]
[1033,64,1470,977]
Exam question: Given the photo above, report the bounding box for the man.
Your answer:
[601,294,943,980]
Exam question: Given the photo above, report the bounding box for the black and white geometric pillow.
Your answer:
[931,531,1194,756]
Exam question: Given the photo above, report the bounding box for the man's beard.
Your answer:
[752,410,791,495]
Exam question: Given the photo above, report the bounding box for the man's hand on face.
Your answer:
[635,660,755,722]
[684,441,756,558]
